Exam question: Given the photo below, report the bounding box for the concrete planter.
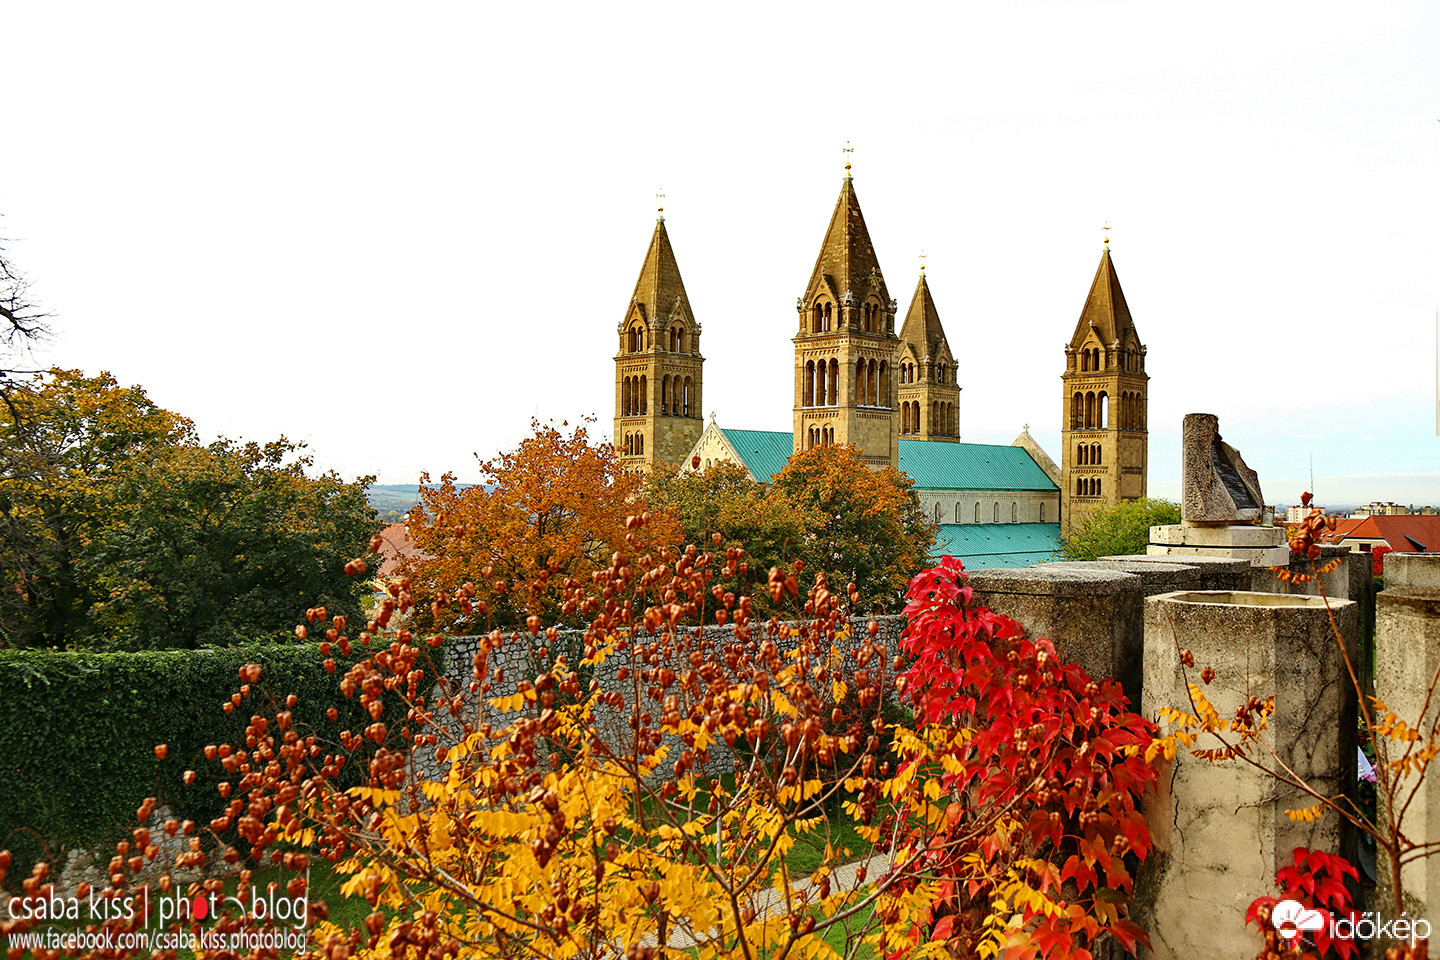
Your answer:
[1138,591,1358,960]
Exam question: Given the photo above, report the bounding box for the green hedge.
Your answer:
[0,644,407,876]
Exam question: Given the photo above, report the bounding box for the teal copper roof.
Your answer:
[897,440,1058,492]
[718,428,795,482]
[932,523,1063,569]
[715,431,1058,494]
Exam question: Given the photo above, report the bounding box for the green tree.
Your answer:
[769,443,935,612]
[0,369,377,649]
[642,460,814,575]
[1061,496,1180,561]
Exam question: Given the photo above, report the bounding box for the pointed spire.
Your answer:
[1069,245,1139,348]
[628,218,692,325]
[899,271,950,358]
[803,176,889,308]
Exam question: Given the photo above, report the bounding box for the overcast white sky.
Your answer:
[4,2,1437,505]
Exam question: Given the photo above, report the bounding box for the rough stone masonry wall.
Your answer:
[415,615,908,785]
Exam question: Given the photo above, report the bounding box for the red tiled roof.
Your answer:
[375,522,431,577]
[1370,515,1440,553]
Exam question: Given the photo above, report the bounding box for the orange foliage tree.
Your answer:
[401,419,680,633]
[769,444,934,613]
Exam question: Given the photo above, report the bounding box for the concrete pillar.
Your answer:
[1099,554,1250,592]
[1384,552,1440,590]
[1138,591,1358,960]
[966,565,1143,706]
[1374,584,1440,917]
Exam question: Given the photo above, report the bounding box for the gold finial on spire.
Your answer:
[843,140,853,177]
[1102,221,1110,248]
[656,188,666,222]
[919,249,927,274]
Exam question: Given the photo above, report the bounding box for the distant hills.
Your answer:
[366,483,485,522]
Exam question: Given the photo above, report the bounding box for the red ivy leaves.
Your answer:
[1247,847,1360,959]
[892,556,1160,958]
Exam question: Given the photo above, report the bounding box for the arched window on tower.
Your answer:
[867,359,877,406]
[805,361,816,407]
[828,359,839,405]
[639,375,647,415]
[824,302,832,331]
[1099,392,1108,428]
[812,303,823,333]
[1085,392,1096,429]
[1072,392,1083,429]
[880,361,889,406]
[682,377,691,417]
[661,375,670,414]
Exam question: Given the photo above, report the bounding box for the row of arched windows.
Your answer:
[804,425,836,449]
[857,358,887,405]
[622,433,645,457]
[811,299,885,334]
[1070,390,1109,430]
[621,375,648,416]
[860,301,882,333]
[929,500,1047,524]
[899,400,958,436]
[811,301,833,333]
[1079,346,1103,372]
[627,321,696,355]
[804,358,840,406]
[627,323,648,353]
[804,357,894,407]
[899,361,953,385]
[659,374,695,417]
[1076,442,1102,465]
[1118,390,1145,430]
[1076,477,1102,497]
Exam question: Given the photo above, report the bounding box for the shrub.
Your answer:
[0,640,416,876]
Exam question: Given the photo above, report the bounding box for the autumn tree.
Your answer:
[1061,497,1180,561]
[0,369,377,649]
[769,443,935,613]
[401,418,681,633]
[642,461,814,613]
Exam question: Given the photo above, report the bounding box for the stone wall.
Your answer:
[419,615,907,784]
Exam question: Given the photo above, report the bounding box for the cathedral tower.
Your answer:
[897,269,960,442]
[1060,241,1148,535]
[615,211,703,471]
[793,169,900,467]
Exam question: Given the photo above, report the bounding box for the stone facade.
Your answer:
[897,271,960,442]
[792,173,900,468]
[614,214,705,472]
[916,488,1058,527]
[1060,243,1149,536]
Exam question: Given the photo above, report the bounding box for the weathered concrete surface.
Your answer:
[967,565,1143,706]
[1138,591,1358,960]
[1250,543,1354,600]
[1385,552,1440,591]
[1148,521,1289,566]
[1180,413,1266,524]
[1374,587,1440,919]
[1099,553,1250,592]
[1067,559,1202,597]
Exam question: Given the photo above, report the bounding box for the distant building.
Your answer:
[1353,501,1410,517]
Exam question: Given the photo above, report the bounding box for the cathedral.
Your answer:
[613,167,1148,564]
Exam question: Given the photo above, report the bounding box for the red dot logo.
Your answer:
[192,894,209,920]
